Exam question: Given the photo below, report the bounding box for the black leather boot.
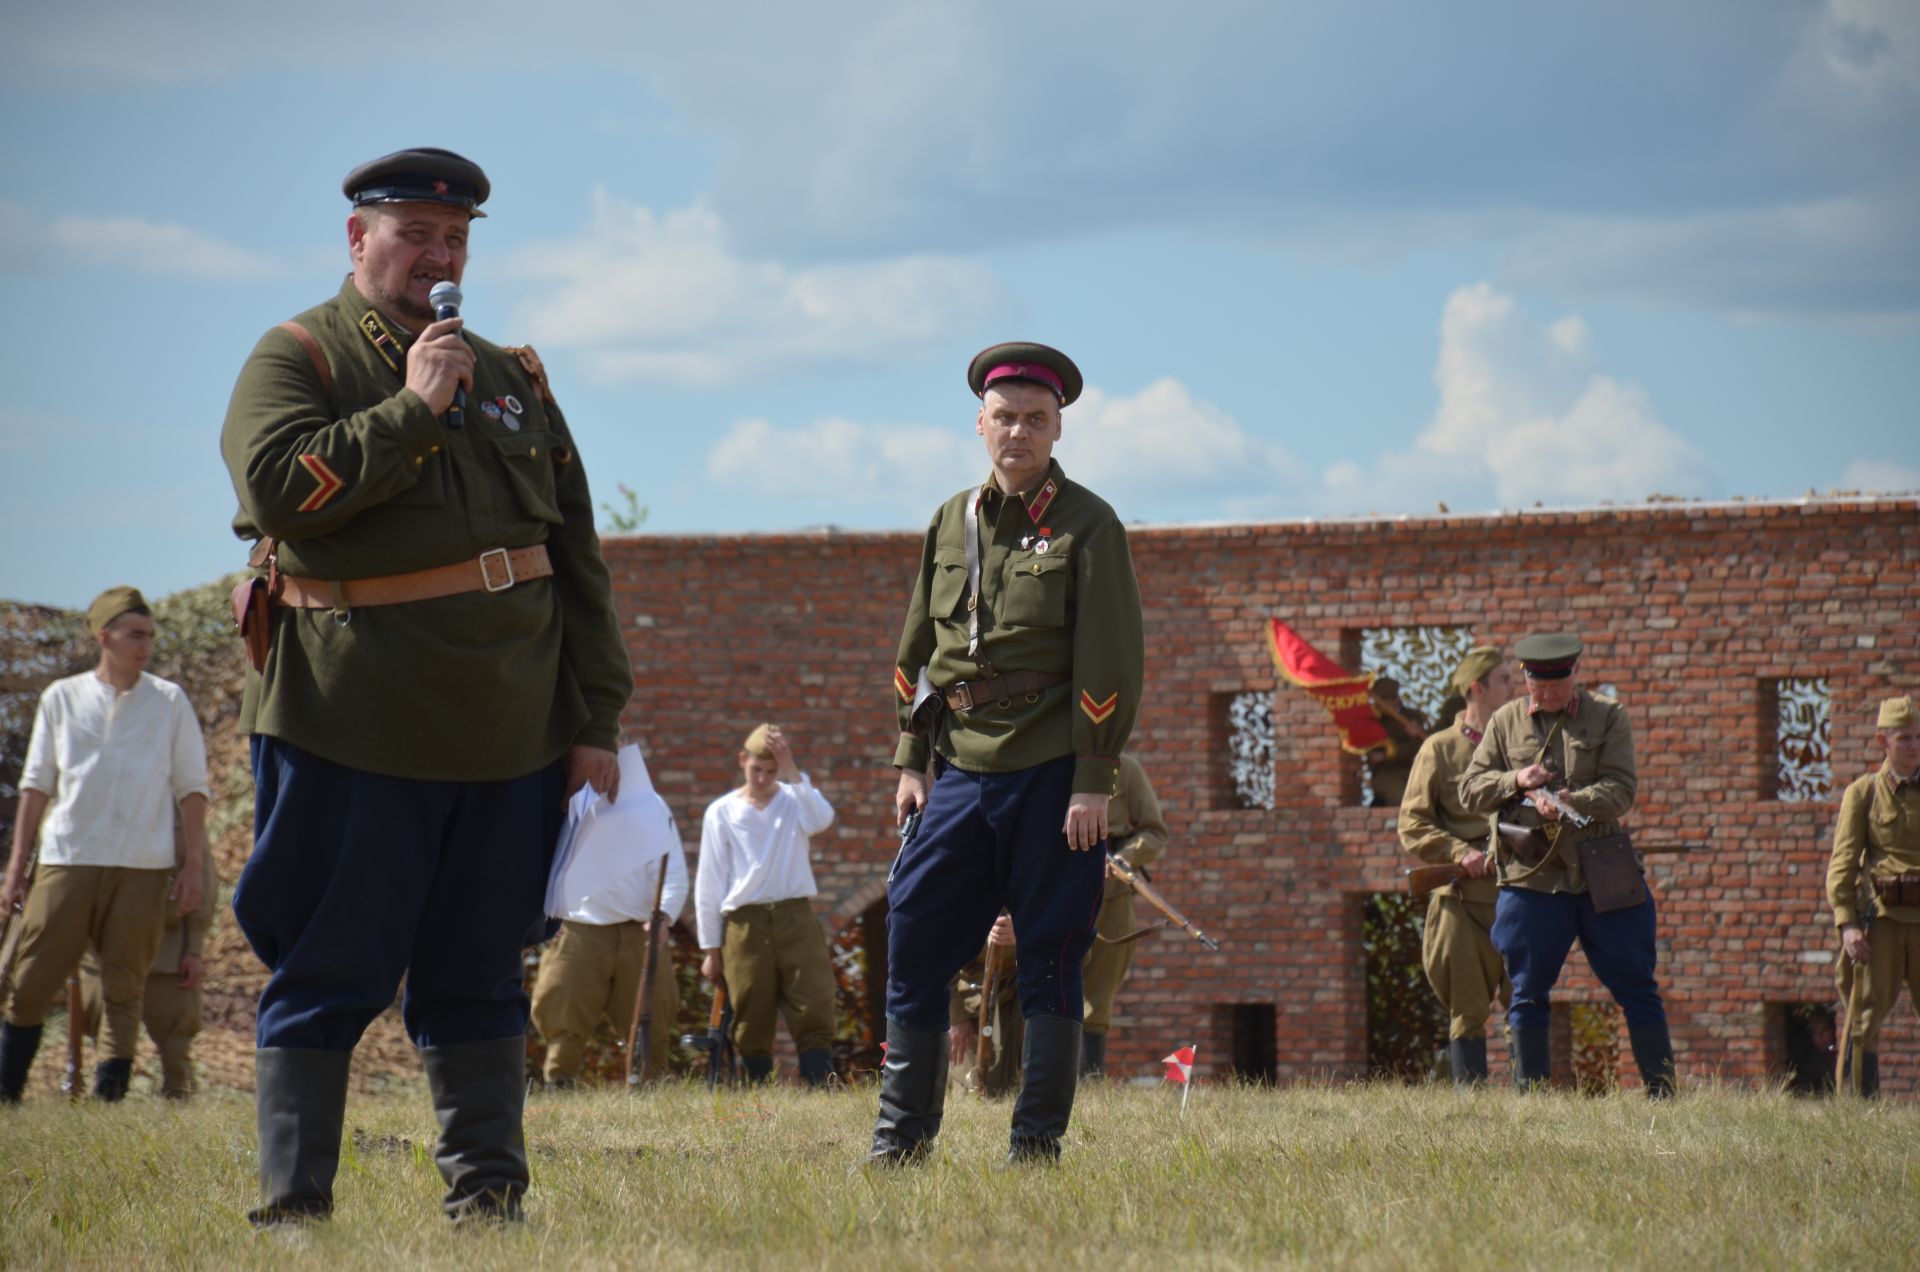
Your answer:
[1079,1031,1107,1079]
[249,1048,351,1227]
[92,1056,133,1102]
[1448,1037,1488,1087]
[797,1047,833,1088]
[1627,1023,1676,1099]
[743,1054,775,1084]
[868,1018,949,1165]
[1009,1015,1081,1165]
[0,1023,44,1104]
[1512,1027,1551,1090]
[1858,1051,1880,1098]
[421,1037,530,1223]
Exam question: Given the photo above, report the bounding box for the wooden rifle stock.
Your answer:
[1105,853,1222,951]
[64,975,83,1099]
[704,983,733,1090]
[1405,863,1466,898]
[625,862,670,1088]
[973,937,1003,1091]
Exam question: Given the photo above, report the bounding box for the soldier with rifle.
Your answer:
[1397,646,1517,1085]
[950,914,1022,1096]
[1080,754,1168,1078]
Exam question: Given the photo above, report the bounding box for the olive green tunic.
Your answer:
[1458,690,1637,894]
[890,461,1144,795]
[220,278,631,781]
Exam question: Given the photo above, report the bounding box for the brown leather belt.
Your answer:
[944,670,1066,712]
[271,545,553,610]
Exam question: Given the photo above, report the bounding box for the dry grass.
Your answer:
[2,1077,1916,1270]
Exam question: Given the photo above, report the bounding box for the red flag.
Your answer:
[1266,619,1388,755]
[1162,1044,1195,1084]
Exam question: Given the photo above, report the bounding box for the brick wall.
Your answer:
[604,496,1920,1090]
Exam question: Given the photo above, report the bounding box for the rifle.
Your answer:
[1102,853,1222,951]
[63,975,83,1099]
[972,937,1004,1092]
[625,861,670,1088]
[1406,862,1466,898]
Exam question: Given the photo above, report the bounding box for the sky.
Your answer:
[2,0,1916,608]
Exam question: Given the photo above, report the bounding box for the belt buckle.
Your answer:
[952,681,975,711]
[479,547,515,593]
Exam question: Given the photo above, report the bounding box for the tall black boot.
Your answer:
[1449,1037,1489,1087]
[797,1047,834,1088]
[868,1018,949,1165]
[1627,1023,1675,1099]
[421,1037,530,1223]
[249,1048,351,1227]
[1858,1051,1880,1098]
[1080,1031,1107,1079]
[742,1054,775,1084]
[0,1023,44,1104]
[1009,1015,1081,1164]
[1512,1027,1551,1091]
[92,1056,133,1102]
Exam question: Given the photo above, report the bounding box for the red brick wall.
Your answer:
[604,496,1920,1090]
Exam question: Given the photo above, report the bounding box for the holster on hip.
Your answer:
[1579,831,1647,913]
[1496,821,1551,867]
[1875,872,1920,908]
[231,574,273,674]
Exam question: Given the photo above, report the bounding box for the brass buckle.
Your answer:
[479,548,515,593]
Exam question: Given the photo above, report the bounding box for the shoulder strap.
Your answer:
[964,487,990,672]
[276,320,333,401]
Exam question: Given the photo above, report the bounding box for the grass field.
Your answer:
[2,1078,1916,1269]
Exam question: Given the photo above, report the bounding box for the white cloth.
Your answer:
[19,670,209,870]
[545,745,689,926]
[694,776,834,950]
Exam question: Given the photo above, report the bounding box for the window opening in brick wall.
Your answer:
[1352,626,1477,807]
[830,899,888,1079]
[1214,689,1276,811]
[1361,893,1448,1079]
[1778,1002,1837,1096]
[1768,677,1831,802]
[1567,1002,1621,1095]
[1219,1002,1277,1085]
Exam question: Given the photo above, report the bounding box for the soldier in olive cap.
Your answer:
[219,149,631,1224]
[1460,633,1676,1096]
[1397,646,1517,1084]
[1,588,208,1103]
[1827,695,1920,1096]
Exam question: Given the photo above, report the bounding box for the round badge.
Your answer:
[1034,539,1050,554]
[503,415,522,432]
[480,399,503,420]
[504,394,524,415]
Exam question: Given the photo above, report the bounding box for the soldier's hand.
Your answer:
[0,871,25,914]
[1527,790,1562,822]
[895,769,928,826]
[1842,926,1872,965]
[178,954,204,990]
[988,914,1016,948]
[1460,849,1490,879]
[1515,763,1553,792]
[766,727,801,782]
[1063,792,1110,852]
[404,316,475,416]
[169,867,204,917]
[701,950,723,983]
[950,1020,977,1067]
[566,745,620,805]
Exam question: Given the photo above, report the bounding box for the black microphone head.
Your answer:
[429,280,463,317]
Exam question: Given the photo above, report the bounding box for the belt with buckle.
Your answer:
[943,670,1066,712]
[269,545,553,611]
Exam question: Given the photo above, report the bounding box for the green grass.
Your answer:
[3,1079,1917,1269]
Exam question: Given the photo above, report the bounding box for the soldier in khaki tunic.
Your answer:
[1827,695,1920,1096]
[949,914,1022,1096]
[873,342,1144,1167]
[1079,753,1168,1077]
[219,149,631,1224]
[1397,646,1517,1085]
[1460,633,1675,1097]
[80,837,219,1098]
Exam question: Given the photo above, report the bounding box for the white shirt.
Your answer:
[19,670,210,870]
[546,744,688,925]
[694,776,834,950]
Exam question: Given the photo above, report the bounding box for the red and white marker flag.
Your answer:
[1163,1043,1197,1113]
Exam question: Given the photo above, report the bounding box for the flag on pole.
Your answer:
[1265,619,1388,754]
[1162,1044,1195,1084]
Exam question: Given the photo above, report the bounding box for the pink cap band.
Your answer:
[982,362,1065,399]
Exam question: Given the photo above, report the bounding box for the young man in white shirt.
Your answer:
[694,724,839,1085]
[1,586,208,1102]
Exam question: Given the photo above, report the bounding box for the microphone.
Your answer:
[428,280,466,428]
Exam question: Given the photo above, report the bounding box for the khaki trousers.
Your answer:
[720,898,836,1058]
[81,966,201,1096]
[3,865,171,1060]
[1421,892,1510,1040]
[1842,915,1919,1073]
[530,919,680,1081]
[960,989,1024,1098]
[1081,890,1138,1035]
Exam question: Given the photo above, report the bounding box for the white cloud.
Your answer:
[28,213,280,280]
[1056,379,1306,510]
[705,416,975,515]
[509,191,1005,386]
[1839,458,1920,492]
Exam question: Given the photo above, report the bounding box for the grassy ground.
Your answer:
[2,1078,1916,1270]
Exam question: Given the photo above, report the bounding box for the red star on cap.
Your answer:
[433,180,449,194]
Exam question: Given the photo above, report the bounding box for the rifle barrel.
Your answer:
[1108,854,1222,951]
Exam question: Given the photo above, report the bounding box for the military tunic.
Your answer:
[1398,719,1508,1040]
[1826,762,1920,1066]
[1082,755,1168,1036]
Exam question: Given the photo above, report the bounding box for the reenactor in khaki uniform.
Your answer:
[1827,695,1920,1096]
[949,915,1022,1096]
[874,342,1145,1167]
[1461,633,1675,1097]
[1,587,209,1104]
[1397,646,1517,1084]
[80,838,219,1098]
[1080,754,1168,1077]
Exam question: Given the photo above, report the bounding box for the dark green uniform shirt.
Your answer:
[890,460,1144,795]
[220,277,631,782]
[1459,690,1637,894]
[1826,762,1920,930]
